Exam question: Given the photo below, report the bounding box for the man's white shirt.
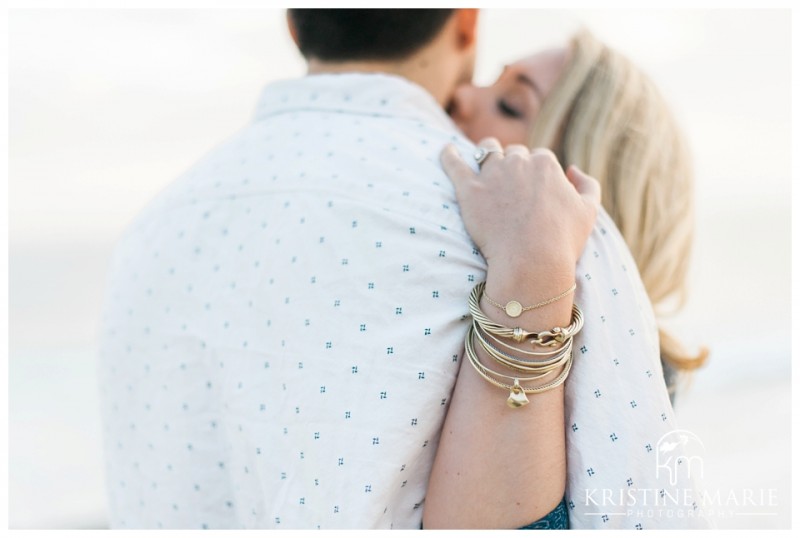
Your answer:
[97,73,710,529]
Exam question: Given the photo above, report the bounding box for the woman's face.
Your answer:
[449,48,568,146]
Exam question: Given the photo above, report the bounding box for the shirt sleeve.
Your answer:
[563,208,713,530]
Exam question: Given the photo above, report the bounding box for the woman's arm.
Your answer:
[423,139,600,529]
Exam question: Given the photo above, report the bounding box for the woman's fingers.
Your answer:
[476,137,503,152]
[566,164,602,206]
[440,144,478,201]
[503,144,530,157]
[474,137,505,168]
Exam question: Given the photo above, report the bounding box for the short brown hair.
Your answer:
[288,9,454,62]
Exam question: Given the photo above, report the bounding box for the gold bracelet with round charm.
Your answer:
[483,282,576,318]
[469,281,584,345]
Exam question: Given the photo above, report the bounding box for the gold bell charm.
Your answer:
[507,378,530,408]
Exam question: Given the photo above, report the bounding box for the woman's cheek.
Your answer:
[472,119,500,144]
[502,123,531,147]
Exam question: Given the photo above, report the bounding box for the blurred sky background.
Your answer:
[8,7,792,529]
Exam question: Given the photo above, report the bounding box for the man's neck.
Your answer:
[306,55,460,108]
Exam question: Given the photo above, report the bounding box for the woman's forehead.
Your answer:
[507,48,569,97]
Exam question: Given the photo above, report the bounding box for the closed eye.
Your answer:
[497,100,523,119]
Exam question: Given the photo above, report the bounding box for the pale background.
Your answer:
[8,8,791,529]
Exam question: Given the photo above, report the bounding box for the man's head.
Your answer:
[288,9,455,62]
[287,9,479,106]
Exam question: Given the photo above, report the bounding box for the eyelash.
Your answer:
[497,100,522,119]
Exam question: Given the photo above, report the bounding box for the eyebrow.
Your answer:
[516,73,544,100]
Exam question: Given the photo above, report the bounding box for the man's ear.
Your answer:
[454,8,479,50]
[286,10,300,47]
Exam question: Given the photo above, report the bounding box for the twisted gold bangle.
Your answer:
[471,326,565,378]
[473,321,573,373]
[478,321,571,357]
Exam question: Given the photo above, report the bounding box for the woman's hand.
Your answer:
[442,137,601,278]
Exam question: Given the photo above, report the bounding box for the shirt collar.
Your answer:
[251,72,460,132]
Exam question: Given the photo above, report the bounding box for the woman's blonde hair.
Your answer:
[529,29,708,375]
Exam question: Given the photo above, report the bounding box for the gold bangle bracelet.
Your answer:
[473,321,573,373]
[481,338,572,376]
[483,282,576,318]
[477,321,571,357]
[472,326,568,377]
[469,282,584,345]
[475,323,571,370]
[466,325,568,385]
[465,324,574,408]
[466,329,573,409]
